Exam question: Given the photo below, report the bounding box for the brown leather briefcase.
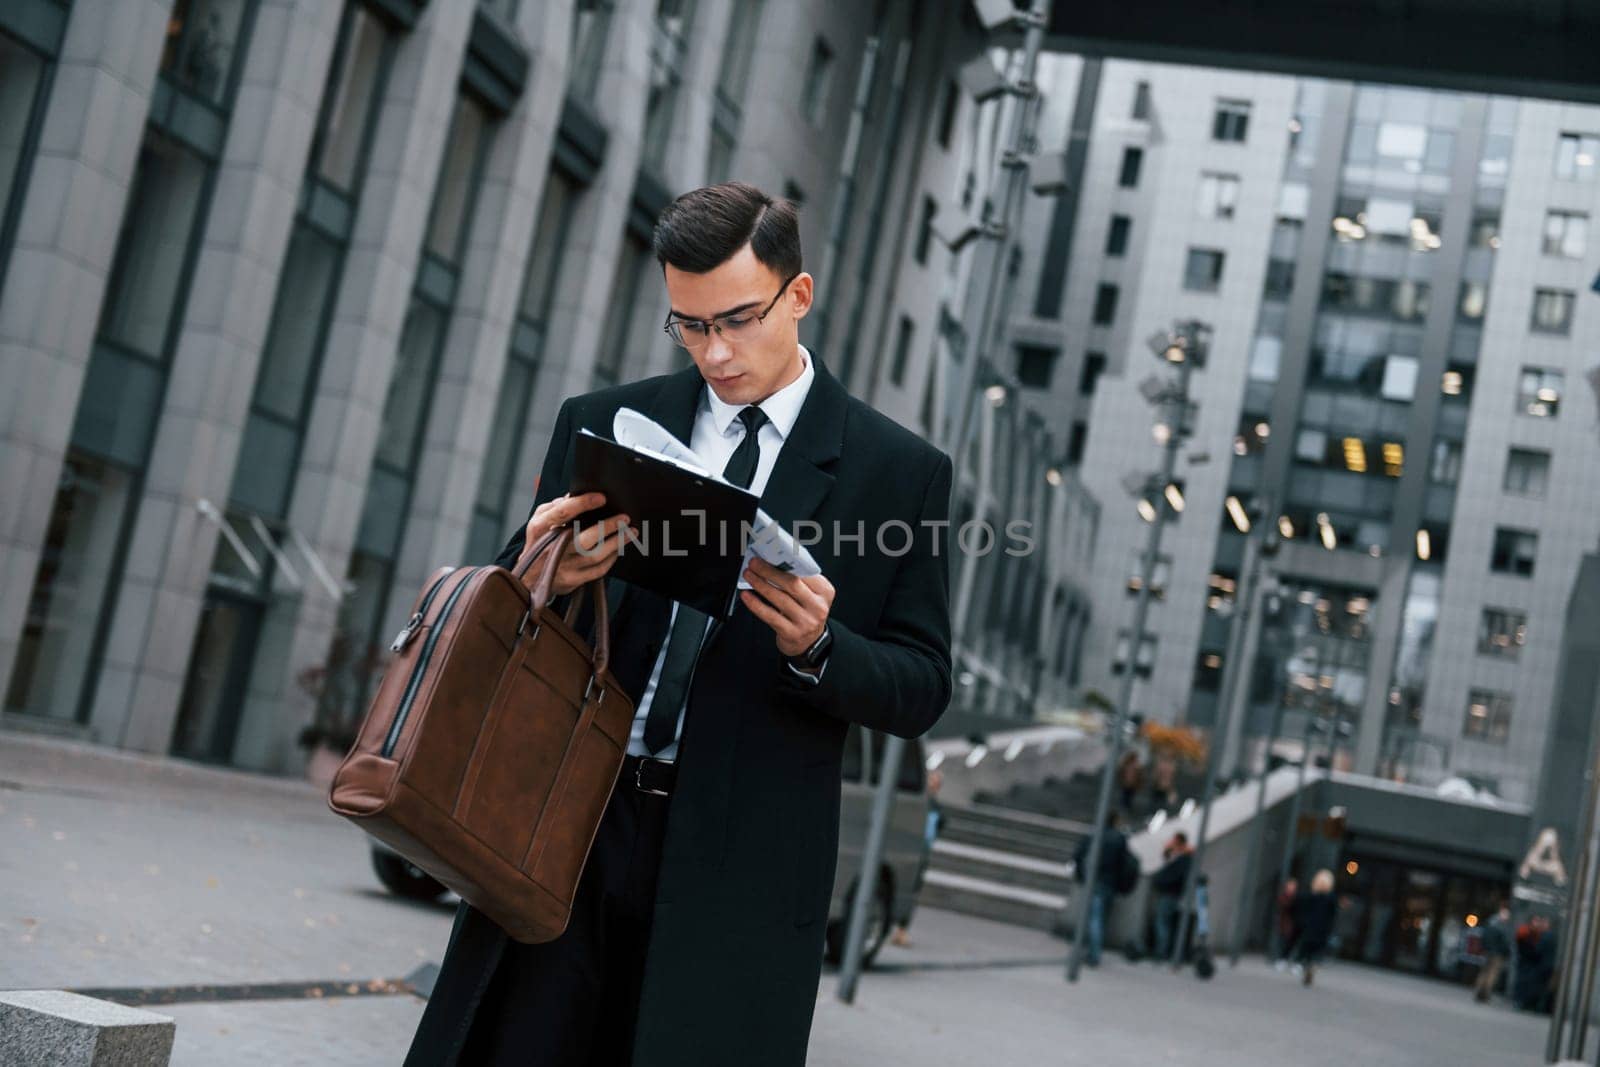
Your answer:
[327,527,635,943]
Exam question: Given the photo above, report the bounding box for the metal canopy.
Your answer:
[1040,0,1600,105]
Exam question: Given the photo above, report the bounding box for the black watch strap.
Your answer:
[789,624,833,669]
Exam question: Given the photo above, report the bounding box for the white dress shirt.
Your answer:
[625,345,817,760]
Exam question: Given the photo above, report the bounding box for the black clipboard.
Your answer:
[571,431,758,618]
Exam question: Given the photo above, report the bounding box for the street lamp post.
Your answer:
[836,0,1050,1006]
[1066,321,1208,983]
[1167,496,1279,967]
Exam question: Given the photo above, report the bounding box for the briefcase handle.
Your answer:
[515,525,611,678]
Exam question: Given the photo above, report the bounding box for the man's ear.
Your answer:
[789,272,815,320]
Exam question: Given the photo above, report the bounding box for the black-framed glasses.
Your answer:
[663,273,798,349]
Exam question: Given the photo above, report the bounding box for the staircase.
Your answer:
[920,803,1086,931]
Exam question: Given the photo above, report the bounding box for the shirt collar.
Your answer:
[703,345,815,440]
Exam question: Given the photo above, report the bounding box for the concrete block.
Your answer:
[0,990,174,1066]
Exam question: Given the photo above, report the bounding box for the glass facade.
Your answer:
[466,170,577,563]
[17,110,230,725]
[175,5,394,761]
[0,27,50,289]
[336,88,495,719]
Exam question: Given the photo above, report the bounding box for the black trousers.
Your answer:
[455,765,671,1066]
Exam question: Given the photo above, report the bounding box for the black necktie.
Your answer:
[643,406,769,755]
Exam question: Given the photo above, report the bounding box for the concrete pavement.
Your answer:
[0,733,1553,1065]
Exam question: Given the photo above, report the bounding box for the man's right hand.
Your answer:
[514,492,631,597]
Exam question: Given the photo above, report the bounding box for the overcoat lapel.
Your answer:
[701,355,846,653]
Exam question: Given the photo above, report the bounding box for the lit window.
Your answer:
[1462,688,1513,744]
[1555,131,1600,182]
[1517,367,1563,417]
[1477,609,1528,659]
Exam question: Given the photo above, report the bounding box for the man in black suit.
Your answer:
[407,182,953,1066]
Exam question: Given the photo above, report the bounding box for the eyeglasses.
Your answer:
[663,273,798,349]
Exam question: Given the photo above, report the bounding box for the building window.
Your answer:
[1193,651,1223,692]
[1490,528,1537,577]
[1264,259,1295,299]
[569,0,614,97]
[1183,248,1226,292]
[1470,212,1501,248]
[715,0,762,102]
[1555,131,1600,182]
[1463,688,1513,744]
[594,235,651,387]
[1517,367,1562,417]
[802,36,834,126]
[937,78,960,148]
[4,457,136,723]
[1013,343,1055,389]
[1458,281,1487,320]
[1017,343,1056,390]
[914,195,937,265]
[1320,274,1431,322]
[1066,420,1087,464]
[1543,210,1589,259]
[160,0,254,106]
[1429,439,1462,486]
[1132,80,1152,120]
[1478,609,1528,659]
[889,315,914,386]
[1530,288,1575,334]
[1118,146,1143,188]
[1092,283,1119,325]
[1503,448,1551,498]
[0,32,48,285]
[424,94,492,265]
[1197,172,1240,219]
[1212,99,1251,142]
[1105,215,1131,256]
[1080,351,1106,395]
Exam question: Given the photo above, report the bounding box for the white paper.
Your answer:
[608,408,822,588]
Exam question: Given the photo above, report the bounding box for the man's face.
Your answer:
[663,243,813,406]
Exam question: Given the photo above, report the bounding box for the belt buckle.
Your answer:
[635,757,672,797]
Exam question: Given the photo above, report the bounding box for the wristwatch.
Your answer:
[786,624,833,676]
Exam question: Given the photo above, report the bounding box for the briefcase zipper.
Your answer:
[381,566,479,757]
[388,568,457,652]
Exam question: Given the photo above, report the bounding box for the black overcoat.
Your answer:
[407,354,953,1065]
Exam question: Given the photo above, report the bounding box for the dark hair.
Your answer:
[1172,832,1189,846]
[652,181,802,277]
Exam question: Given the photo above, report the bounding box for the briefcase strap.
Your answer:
[515,525,612,678]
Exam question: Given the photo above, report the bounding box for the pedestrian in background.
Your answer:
[1117,751,1144,813]
[1273,876,1300,970]
[1291,869,1338,987]
[892,767,944,948]
[1150,831,1193,962]
[1073,811,1134,967]
[1474,901,1512,1003]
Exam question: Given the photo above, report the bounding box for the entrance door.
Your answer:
[171,590,264,763]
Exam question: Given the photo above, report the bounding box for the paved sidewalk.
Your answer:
[0,733,1554,1065]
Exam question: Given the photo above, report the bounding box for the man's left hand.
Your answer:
[739,557,834,658]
